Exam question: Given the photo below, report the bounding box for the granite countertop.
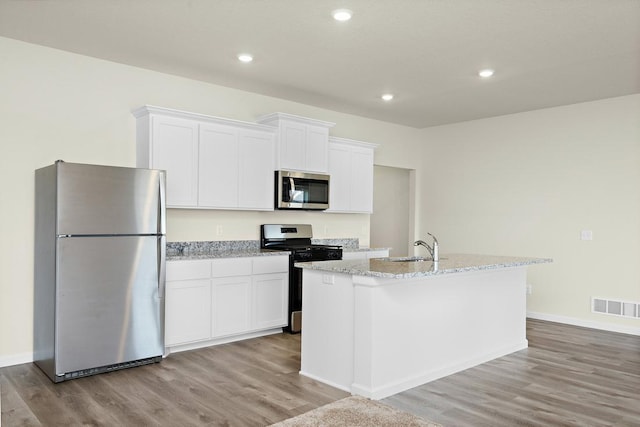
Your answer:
[296,253,553,279]
[344,247,391,253]
[167,249,289,261]
[166,240,287,261]
[165,238,365,261]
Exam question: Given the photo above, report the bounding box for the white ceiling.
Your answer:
[1,0,639,128]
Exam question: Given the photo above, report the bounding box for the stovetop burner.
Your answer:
[260,224,343,260]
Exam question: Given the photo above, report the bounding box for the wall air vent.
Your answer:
[592,297,640,319]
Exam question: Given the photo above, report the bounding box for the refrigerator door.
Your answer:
[56,162,165,236]
[55,235,164,376]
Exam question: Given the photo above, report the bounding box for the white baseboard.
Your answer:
[164,328,283,356]
[527,311,640,336]
[350,340,528,400]
[0,352,33,369]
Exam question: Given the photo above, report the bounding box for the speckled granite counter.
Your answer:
[166,240,288,261]
[297,253,551,279]
[167,249,289,261]
[166,238,373,261]
[344,247,391,254]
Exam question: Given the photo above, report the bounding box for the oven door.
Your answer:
[276,170,329,210]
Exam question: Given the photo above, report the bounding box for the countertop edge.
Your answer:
[167,250,290,261]
[296,254,553,279]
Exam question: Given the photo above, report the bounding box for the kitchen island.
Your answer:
[297,254,552,400]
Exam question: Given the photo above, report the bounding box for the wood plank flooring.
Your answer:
[1,319,639,426]
[0,333,348,426]
[383,319,640,427]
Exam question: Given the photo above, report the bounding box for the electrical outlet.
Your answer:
[322,274,335,285]
[580,230,593,240]
[216,225,223,236]
[526,284,532,295]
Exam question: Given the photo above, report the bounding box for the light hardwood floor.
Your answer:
[1,319,639,426]
[0,333,348,426]
[383,319,640,427]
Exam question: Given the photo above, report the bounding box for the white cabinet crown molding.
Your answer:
[328,136,379,150]
[132,105,277,133]
[256,112,336,129]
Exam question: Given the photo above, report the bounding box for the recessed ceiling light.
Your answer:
[381,94,394,101]
[238,54,253,63]
[478,69,494,78]
[332,9,353,22]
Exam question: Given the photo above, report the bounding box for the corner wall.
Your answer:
[420,94,640,333]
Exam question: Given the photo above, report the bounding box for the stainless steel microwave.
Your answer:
[275,170,330,210]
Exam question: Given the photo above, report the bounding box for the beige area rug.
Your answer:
[270,396,441,427]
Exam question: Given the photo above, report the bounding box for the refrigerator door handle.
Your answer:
[158,172,166,235]
[158,235,166,298]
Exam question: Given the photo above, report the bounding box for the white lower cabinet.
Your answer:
[211,276,252,337]
[165,255,289,351]
[252,273,288,329]
[165,279,211,346]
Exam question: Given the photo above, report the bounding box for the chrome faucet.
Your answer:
[414,233,439,262]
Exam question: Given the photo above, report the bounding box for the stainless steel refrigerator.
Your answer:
[34,160,166,382]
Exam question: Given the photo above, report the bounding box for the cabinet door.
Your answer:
[327,143,352,212]
[279,121,306,170]
[151,116,199,207]
[252,273,288,330]
[305,125,329,173]
[238,130,275,210]
[198,124,239,208]
[165,280,211,346]
[212,276,252,337]
[350,146,374,213]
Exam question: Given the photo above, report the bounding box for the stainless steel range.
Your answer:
[261,224,342,333]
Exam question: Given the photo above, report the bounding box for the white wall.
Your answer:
[420,94,640,332]
[371,165,413,257]
[0,37,424,364]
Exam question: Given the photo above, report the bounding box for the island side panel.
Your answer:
[351,267,529,400]
[299,269,355,391]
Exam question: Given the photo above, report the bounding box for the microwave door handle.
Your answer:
[288,177,296,201]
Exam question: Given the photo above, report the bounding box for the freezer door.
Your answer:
[55,235,164,376]
[56,162,165,236]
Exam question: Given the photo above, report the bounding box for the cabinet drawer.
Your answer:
[166,260,211,281]
[253,256,289,274]
[211,258,252,277]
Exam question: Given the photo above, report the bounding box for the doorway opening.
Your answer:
[370,165,415,257]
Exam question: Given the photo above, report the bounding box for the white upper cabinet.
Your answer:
[198,123,239,208]
[144,115,199,207]
[134,106,275,210]
[257,113,335,173]
[238,129,276,209]
[326,137,378,214]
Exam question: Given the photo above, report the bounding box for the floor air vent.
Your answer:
[592,297,640,319]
